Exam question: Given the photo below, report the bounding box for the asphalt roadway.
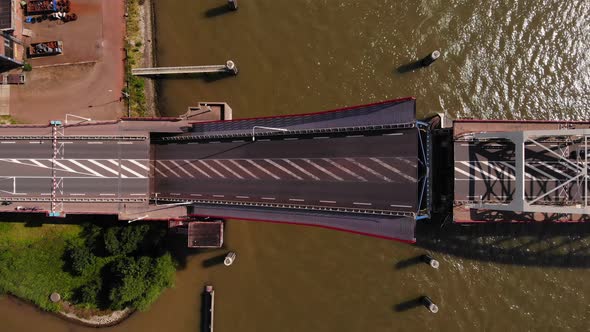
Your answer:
[153,128,419,214]
[0,139,149,199]
[454,140,588,203]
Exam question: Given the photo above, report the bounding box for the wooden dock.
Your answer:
[132,61,238,76]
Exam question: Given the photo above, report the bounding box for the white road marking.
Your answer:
[383,133,404,136]
[170,160,195,178]
[109,159,145,178]
[480,161,515,180]
[538,162,572,179]
[282,159,320,181]
[53,160,79,174]
[9,159,22,164]
[246,160,280,180]
[258,139,270,142]
[232,140,245,143]
[214,160,244,179]
[185,160,212,178]
[156,160,181,178]
[198,160,226,178]
[40,193,52,196]
[30,159,48,168]
[303,159,343,181]
[390,204,412,208]
[460,161,499,180]
[500,162,538,180]
[346,135,364,138]
[89,159,125,177]
[323,158,367,182]
[100,193,116,196]
[117,142,134,145]
[229,160,259,179]
[313,136,330,139]
[283,138,299,141]
[130,193,145,196]
[454,166,482,180]
[70,160,105,178]
[129,159,150,171]
[261,197,276,200]
[87,142,103,144]
[289,198,305,202]
[370,158,416,182]
[353,202,372,206]
[210,141,221,144]
[345,158,392,182]
[191,194,203,197]
[213,194,225,198]
[170,193,181,196]
[526,164,558,181]
[236,195,249,199]
[320,200,336,204]
[29,141,40,144]
[70,193,86,196]
[269,159,306,180]
[1,142,15,144]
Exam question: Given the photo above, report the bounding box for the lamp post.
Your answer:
[251,126,288,141]
[65,114,92,125]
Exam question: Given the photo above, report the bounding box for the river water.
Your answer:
[1,0,589,331]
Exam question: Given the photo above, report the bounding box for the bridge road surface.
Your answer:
[454,140,589,203]
[153,128,419,214]
[0,138,149,199]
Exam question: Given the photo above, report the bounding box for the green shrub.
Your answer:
[22,63,32,71]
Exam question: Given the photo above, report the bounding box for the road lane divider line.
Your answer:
[320,200,336,204]
[353,202,372,206]
[190,194,203,197]
[345,158,392,182]
[389,204,412,208]
[129,159,150,171]
[70,193,86,196]
[346,135,364,138]
[236,195,249,199]
[383,133,404,136]
[185,160,212,178]
[269,159,306,180]
[70,160,106,178]
[170,160,195,178]
[100,193,116,196]
[261,197,276,200]
[213,160,244,179]
[303,159,343,181]
[130,193,145,196]
[229,160,259,179]
[87,142,103,144]
[213,194,225,198]
[1,141,15,144]
[313,136,330,139]
[108,160,145,178]
[289,198,305,202]
[323,158,367,182]
[246,160,280,180]
[198,160,226,178]
[156,160,181,178]
[370,158,416,182]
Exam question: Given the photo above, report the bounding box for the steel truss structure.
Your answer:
[470,129,589,214]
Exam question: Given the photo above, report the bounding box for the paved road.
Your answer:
[0,139,149,199]
[153,129,419,214]
[454,140,588,203]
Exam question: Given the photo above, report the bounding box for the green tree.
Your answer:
[66,242,96,276]
[77,277,102,305]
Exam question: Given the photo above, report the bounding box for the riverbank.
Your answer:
[125,0,157,117]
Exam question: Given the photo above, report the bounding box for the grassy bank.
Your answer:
[124,0,148,117]
[0,115,19,125]
[0,222,176,313]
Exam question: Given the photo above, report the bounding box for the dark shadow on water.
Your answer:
[202,253,227,268]
[393,297,424,312]
[204,4,234,18]
[395,60,423,74]
[415,213,590,268]
[144,71,236,83]
[395,255,426,269]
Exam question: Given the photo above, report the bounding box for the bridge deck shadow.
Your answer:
[415,213,590,268]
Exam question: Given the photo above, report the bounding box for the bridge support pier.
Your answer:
[421,254,439,269]
[421,51,440,66]
[226,60,238,75]
[421,296,438,313]
[228,0,238,10]
[224,251,237,266]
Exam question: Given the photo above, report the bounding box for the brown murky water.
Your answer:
[1,0,589,331]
